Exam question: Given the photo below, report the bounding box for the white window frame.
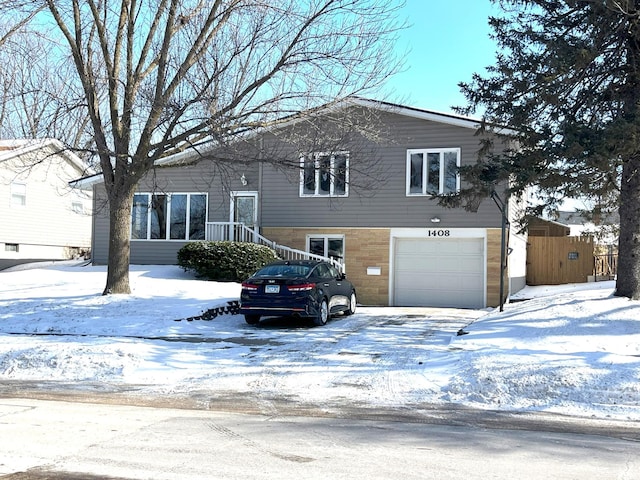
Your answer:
[4,243,19,253]
[299,151,349,197]
[406,148,461,196]
[306,234,345,264]
[229,191,259,227]
[131,192,208,241]
[10,182,26,207]
[72,201,85,214]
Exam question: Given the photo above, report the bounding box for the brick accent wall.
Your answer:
[261,227,391,306]
[486,228,505,307]
[261,227,504,308]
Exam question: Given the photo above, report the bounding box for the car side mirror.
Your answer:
[338,272,346,280]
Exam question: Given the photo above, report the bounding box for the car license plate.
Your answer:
[265,285,280,293]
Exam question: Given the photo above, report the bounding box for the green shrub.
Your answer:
[177,241,279,282]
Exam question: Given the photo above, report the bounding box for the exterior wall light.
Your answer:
[430,216,441,223]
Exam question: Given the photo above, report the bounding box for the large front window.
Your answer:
[406,148,460,196]
[131,193,207,240]
[300,152,349,197]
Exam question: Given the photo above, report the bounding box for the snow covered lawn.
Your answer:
[1,263,639,421]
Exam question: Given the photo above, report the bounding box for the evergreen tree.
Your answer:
[456,0,640,299]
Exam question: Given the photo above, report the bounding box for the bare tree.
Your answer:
[0,6,42,48]
[1,0,403,295]
[0,29,93,149]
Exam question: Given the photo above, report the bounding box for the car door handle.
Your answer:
[323,283,330,287]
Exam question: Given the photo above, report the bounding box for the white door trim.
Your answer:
[229,191,259,226]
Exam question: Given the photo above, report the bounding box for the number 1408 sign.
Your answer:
[427,229,450,237]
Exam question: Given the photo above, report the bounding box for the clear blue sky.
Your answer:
[381,0,499,114]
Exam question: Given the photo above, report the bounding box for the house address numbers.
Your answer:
[426,229,451,237]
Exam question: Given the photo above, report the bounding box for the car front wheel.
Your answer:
[245,315,260,325]
[313,299,329,326]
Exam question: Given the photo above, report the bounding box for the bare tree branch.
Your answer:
[0,0,405,295]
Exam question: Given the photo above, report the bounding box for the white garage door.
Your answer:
[393,237,485,308]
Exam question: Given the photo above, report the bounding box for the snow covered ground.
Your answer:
[0,263,639,421]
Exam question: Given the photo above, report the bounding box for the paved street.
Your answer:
[1,398,639,480]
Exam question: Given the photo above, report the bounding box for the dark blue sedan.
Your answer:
[239,260,357,326]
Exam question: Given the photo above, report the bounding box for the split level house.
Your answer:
[75,98,527,308]
[0,139,92,269]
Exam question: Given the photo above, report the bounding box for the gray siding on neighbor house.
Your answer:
[260,110,506,228]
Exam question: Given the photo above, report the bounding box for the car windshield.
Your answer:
[254,264,312,277]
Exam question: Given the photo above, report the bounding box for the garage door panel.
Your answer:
[393,237,485,308]
[395,288,483,308]
[457,241,484,255]
[395,271,482,286]
[395,257,484,275]
[395,255,483,272]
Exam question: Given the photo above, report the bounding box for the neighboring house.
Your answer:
[555,210,619,248]
[75,98,527,308]
[528,211,620,245]
[0,139,92,268]
[527,217,571,237]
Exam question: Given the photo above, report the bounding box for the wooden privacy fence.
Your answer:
[526,236,595,285]
[594,253,618,279]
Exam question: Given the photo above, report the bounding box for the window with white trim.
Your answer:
[307,235,345,263]
[131,193,207,240]
[406,148,460,196]
[4,243,19,253]
[300,152,349,197]
[72,201,84,214]
[10,182,26,207]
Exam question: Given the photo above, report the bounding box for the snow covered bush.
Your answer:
[177,241,279,281]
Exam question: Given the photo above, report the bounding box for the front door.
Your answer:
[230,192,258,240]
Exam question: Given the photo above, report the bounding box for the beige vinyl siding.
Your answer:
[0,146,91,258]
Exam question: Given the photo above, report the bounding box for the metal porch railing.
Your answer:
[205,222,344,272]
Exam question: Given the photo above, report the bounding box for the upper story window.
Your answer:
[131,193,207,241]
[406,148,460,196]
[300,152,349,197]
[72,201,85,214]
[10,182,26,207]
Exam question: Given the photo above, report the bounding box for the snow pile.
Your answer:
[444,287,640,419]
[0,263,639,421]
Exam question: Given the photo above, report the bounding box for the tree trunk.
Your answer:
[103,190,135,295]
[615,152,640,299]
